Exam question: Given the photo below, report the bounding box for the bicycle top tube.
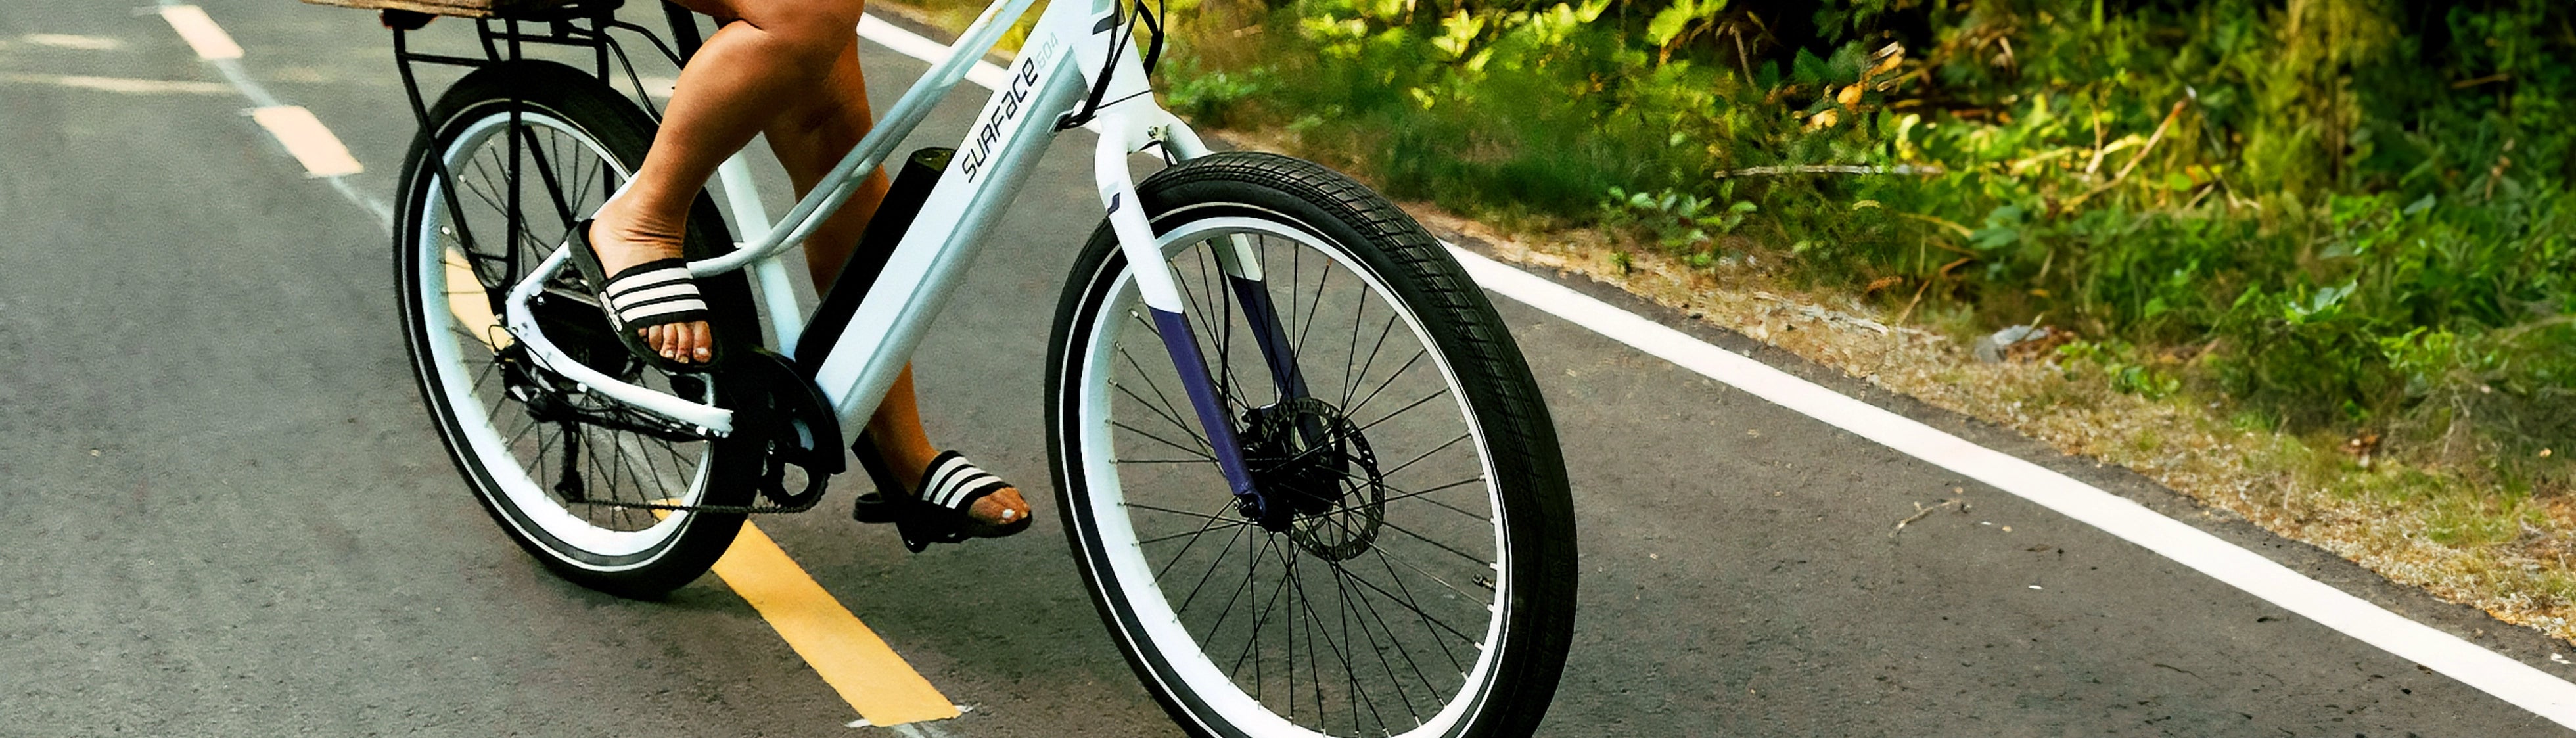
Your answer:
[683,0,1047,277]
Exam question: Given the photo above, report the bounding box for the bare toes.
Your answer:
[971,488,1030,526]
[688,321,713,363]
[645,325,674,361]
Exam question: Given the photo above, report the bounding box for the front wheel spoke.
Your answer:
[1326,559,1417,728]
[1185,526,1263,635]
[1228,536,1295,678]
[1109,373,1213,450]
[1409,494,1490,523]
[1168,519,1251,610]
[1288,545,1379,729]
[1113,344,1207,439]
[1291,265,1331,358]
[1124,501,1243,524]
[1341,314,1402,409]
[1338,285,1371,404]
[1346,348,1427,417]
[1331,561,1438,720]
[1381,432,1473,479]
[1145,498,1254,564]
[1375,515,1494,568]
[1354,388,1452,435]
[1337,473,1494,522]
[1335,549,1479,649]
[1365,534,1487,605]
[1109,420,1214,459]
[1283,540,1356,726]
[1175,257,1256,413]
[1369,549,1471,674]
[1375,475,1489,511]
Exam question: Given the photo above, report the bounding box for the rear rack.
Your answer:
[363,1,702,300]
[382,0,700,129]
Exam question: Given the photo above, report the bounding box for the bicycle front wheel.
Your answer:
[394,60,761,598]
[1046,152,1576,738]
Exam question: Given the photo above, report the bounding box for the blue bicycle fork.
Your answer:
[1143,271,1318,526]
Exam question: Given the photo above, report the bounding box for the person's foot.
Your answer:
[967,486,1030,528]
[887,445,1030,529]
[587,198,714,365]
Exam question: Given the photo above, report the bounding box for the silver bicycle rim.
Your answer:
[1073,213,1511,738]
[413,106,710,564]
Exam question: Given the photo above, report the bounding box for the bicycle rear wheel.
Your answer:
[394,60,761,598]
[1046,152,1576,738]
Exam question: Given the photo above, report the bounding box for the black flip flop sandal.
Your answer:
[565,218,725,373]
[851,438,1032,552]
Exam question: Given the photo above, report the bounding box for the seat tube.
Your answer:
[1096,124,1270,520]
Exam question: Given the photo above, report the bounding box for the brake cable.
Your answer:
[1058,0,1164,131]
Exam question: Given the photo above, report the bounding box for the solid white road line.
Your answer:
[848,14,2576,729]
[1444,248,2576,729]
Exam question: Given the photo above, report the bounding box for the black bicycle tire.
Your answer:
[1044,151,1577,738]
[393,60,759,599]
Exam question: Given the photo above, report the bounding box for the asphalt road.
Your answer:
[3,1,2573,735]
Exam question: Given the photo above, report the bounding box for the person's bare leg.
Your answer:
[764,35,1028,526]
[588,0,863,365]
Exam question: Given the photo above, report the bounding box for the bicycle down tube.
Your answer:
[496,0,1291,513]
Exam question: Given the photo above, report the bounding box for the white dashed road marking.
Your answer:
[248,104,365,177]
[156,5,242,59]
[21,33,126,50]
[156,2,390,229]
[0,72,225,95]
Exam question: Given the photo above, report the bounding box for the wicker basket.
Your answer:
[297,0,587,20]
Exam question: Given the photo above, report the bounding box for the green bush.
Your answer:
[1119,0,2572,477]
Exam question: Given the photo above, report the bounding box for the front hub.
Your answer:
[1238,397,1385,560]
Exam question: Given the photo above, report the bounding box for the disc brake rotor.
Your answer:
[1241,396,1385,561]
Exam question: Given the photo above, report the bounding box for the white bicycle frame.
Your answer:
[499,0,1273,506]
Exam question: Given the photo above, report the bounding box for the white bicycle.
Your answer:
[367,0,1575,734]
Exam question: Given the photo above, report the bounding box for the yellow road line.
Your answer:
[155,5,242,60]
[442,250,511,350]
[248,106,365,177]
[712,522,961,726]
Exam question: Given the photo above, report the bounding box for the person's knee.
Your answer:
[737,0,862,66]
